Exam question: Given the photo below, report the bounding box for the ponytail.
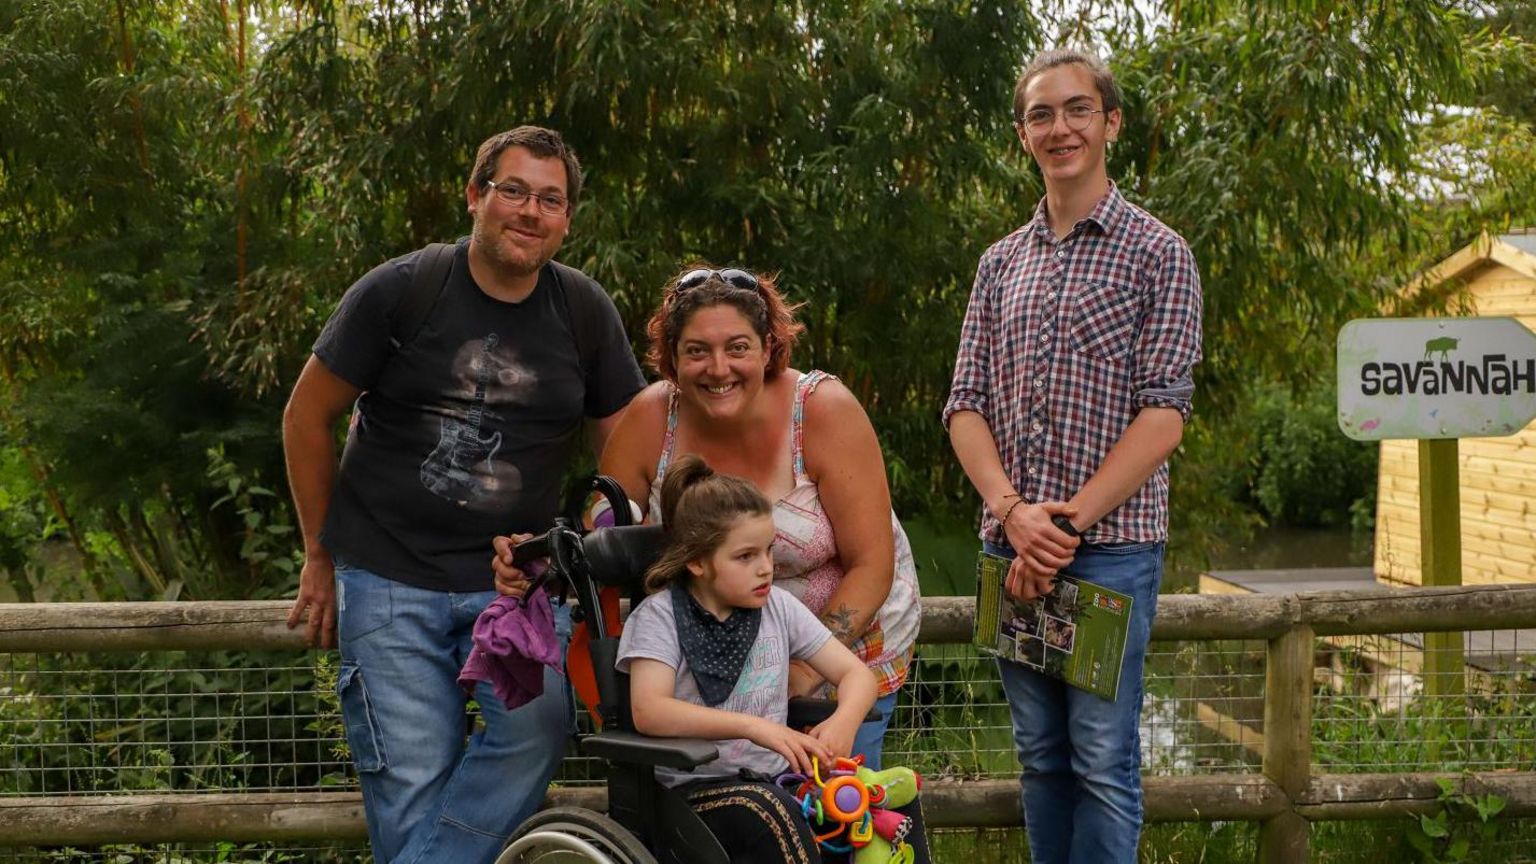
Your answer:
[643,454,773,592]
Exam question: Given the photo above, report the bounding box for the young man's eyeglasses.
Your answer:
[1017,104,1105,133]
[675,268,760,294]
[484,181,569,217]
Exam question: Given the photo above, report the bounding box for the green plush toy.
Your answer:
[850,765,921,864]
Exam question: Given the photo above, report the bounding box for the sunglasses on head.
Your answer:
[675,268,760,294]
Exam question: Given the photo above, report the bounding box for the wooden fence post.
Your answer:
[1418,438,1465,710]
[1258,624,1314,864]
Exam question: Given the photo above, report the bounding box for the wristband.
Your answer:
[1000,498,1025,524]
[1050,514,1081,538]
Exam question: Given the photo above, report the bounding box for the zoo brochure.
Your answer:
[973,551,1134,702]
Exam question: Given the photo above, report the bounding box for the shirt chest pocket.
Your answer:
[1070,279,1142,363]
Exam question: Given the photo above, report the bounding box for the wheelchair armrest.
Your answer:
[786,696,883,729]
[580,730,720,771]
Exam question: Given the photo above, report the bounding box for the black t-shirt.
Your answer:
[313,240,645,592]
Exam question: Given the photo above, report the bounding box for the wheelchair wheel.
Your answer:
[496,806,657,864]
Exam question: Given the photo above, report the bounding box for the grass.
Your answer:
[930,819,1536,863]
[927,822,1257,863]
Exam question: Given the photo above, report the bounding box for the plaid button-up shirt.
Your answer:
[943,184,1203,546]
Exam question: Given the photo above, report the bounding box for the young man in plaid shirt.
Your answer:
[943,49,1203,863]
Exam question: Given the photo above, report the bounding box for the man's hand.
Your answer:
[1001,500,1080,577]
[1005,555,1059,602]
[491,533,536,598]
[287,552,337,649]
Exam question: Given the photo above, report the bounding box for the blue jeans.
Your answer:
[335,563,573,864]
[984,539,1163,864]
[852,690,900,769]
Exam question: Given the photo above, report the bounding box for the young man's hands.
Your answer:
[1000,500,1080,601]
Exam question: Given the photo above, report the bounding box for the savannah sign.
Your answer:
[1337,317,1536,441]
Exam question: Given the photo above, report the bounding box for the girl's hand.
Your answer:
[748,717,832,775]
[808,714,861,760]
[491,533,536,597]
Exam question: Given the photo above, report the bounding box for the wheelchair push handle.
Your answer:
[570,474,636,530]
[510,521,578,608]
[511,475,639,609]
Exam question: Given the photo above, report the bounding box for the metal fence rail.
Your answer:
[3,587,1536,863]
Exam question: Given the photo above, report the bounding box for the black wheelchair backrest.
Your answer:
[580,524,666,591]
[572,523,666,733]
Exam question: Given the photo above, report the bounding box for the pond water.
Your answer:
[1207,524,1373,570]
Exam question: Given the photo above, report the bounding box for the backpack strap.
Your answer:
[547,260,604,380]
[388,242,456,352]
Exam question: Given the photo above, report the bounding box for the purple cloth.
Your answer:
[589,496,640,528]
[458,582,563,710]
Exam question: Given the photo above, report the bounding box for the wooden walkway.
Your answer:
[1200,566,1381,596]
[1199,567,1536,674]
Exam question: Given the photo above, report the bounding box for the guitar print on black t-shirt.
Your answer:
[420,333,504,506]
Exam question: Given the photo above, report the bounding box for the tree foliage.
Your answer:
[1245,382,1378,529]
[1,0,1531,596]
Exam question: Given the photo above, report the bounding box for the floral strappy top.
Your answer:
[647,371,921,696]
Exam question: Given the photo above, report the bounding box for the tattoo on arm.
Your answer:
[821,603,861,645]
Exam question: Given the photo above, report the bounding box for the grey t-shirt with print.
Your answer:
[616,585,832,788]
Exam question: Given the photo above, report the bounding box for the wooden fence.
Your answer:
[3,584,1536,863]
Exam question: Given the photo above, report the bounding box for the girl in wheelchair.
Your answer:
[616,455,877,863]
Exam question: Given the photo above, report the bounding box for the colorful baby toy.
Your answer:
[776,756,922,863]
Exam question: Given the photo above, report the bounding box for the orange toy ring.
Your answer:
[821,775,870,823]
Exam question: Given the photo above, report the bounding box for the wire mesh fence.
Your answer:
[1142,638,1267,776]
[883,639,1271,781]
[1,651,350,797]
[2,624,1534,860]
[1311,628,1536,774]
[2,638,1277,797]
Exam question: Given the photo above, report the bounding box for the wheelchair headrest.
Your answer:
[580,524,666,589]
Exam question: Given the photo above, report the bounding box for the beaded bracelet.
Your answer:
[1000,497,1025,524]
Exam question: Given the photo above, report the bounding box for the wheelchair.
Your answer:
[493,478,892,864]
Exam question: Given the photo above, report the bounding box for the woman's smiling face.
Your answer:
[674,303,769,422]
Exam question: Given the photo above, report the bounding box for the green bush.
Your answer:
[1247,383,1378,530]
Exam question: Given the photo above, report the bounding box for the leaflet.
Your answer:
[973,551,1133,702]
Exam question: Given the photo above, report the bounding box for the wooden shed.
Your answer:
[1374,230,1536,586]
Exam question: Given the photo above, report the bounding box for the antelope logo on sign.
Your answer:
[1423,336,1459,361]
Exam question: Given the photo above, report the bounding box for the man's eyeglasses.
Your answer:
[484,180,570,217]
[1017,104,1105,133]
[675,268,760,294]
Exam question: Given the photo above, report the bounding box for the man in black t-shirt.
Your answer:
[283,126,645,864]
